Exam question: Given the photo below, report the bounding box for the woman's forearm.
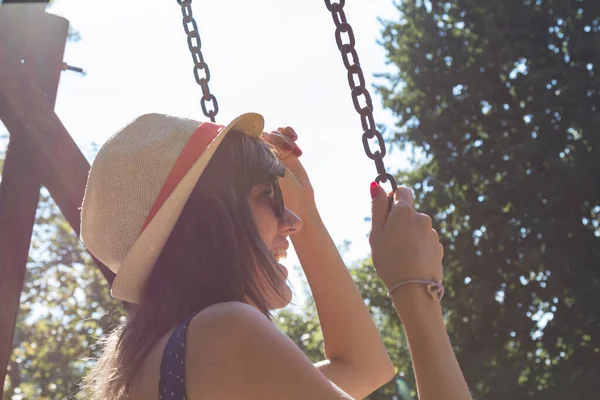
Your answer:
[291,207,394,385]
[391,285,472,400]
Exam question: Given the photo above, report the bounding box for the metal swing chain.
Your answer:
[324,0,397,193]
[177,0,219,122]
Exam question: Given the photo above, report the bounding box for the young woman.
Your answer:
[79,112,471,399]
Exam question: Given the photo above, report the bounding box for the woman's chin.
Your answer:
[276,261,289,279]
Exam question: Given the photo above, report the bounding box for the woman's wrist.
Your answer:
[390,283,444,324]
[391,285,472,400]
[292,203,321,232]
[388,279,444,301]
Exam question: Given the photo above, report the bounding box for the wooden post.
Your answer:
[0,61,117,285]
[0,135,42,398]
[0,5,68,396]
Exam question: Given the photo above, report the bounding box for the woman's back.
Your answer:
[129,303,235,400]
[129,324,174,400]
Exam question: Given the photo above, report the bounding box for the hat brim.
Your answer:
[111,112,265,304]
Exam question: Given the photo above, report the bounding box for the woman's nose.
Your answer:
[279,207,303,235]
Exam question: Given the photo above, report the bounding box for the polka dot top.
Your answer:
[158,313,197,399]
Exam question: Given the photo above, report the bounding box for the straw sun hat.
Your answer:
[80,112,265,304]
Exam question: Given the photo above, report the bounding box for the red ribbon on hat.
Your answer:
[140,122,224,233]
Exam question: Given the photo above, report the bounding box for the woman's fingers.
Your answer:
[393,186,414,208]
[370,183,389,237]
[263,131,302,157]
[261,125,300,158]
[369,185,446,288]
[417,212,433,230]
[276,126,298,141]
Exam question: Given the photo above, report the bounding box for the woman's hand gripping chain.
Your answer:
[370,184,444,298]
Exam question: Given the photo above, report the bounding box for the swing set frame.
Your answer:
[0,6,118,394]
[0,1,395,395]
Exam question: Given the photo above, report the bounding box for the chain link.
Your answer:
[177,0,218,122]
[324,1,397,193]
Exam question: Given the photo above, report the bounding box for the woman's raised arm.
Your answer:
[369,184,472,400]
[262,127,395,399]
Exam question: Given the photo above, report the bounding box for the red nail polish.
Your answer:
[281,141,295,152]
[287,127,298,140]
[370,182,379,199]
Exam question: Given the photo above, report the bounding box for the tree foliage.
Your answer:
[376,0,599,398]
[2,186,124,399]
[3,0,600,398]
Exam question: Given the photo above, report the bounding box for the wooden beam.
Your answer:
[0,135,42,396]
[0,62,117,277]
[0,7,67,396]
[0,4,67,108]
[0,16,115,287]
[0,6,118,395]
[0,64,87,236]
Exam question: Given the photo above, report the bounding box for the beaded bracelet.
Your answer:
[387,279,445,301]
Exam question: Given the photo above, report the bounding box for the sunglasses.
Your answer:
[269,179,286,220]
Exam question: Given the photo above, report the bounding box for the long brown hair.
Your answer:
[80,130,287,399]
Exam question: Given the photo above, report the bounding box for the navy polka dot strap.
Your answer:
[158,313,197,399]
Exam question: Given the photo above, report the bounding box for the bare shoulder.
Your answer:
[185,302,353,400]
[187,301,263,333]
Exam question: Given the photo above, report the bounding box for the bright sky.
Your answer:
[18,0,410,307]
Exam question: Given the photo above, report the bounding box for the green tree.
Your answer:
[0,134,122,399]
[2,184,124,399]
[375,0,599,398]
